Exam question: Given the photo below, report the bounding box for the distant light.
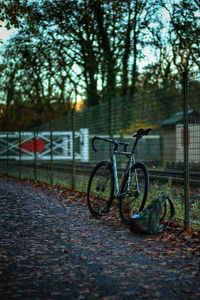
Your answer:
[75,99,84,111]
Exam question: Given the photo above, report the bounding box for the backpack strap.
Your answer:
[161,195,175,229]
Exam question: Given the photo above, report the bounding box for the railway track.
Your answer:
[4,161,200,187]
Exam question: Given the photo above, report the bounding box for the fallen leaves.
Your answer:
[24,178,200,258]
[155,230,200,255]
[0,175,200,300]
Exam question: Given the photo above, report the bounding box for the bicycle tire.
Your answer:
[87,161,114,217]
[119,162,149,225]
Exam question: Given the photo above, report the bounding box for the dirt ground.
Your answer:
[0,176,199,299]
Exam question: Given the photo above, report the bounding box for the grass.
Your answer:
[147,179,200,229]
[1,166,199,230]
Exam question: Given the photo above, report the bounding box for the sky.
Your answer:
[0,22,17,43]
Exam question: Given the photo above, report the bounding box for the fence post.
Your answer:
[108,97,113,155]
[72,111,76,189]
[33,128,37,181]
[6,133,9,175]
[109,97,112,137]
[19,131,22,179]
[49,121,54,185]
[183,71,190,229]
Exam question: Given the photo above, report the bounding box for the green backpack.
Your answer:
[129,194,175,235]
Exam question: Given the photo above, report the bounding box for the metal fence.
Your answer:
[0,72,200,228]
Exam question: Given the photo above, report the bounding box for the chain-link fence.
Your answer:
[0,73,200,228]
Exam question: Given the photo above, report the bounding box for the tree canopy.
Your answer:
[0,0,199,130]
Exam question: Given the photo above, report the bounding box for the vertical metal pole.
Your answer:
[183,71,189,229]
[33,128,37,181]
[109,97,112,138]
[49,121,53,185]
[72,112,75,189]
[108,97,113,155]
[6,133,9,175]
[19,131,22,179]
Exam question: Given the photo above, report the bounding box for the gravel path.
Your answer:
[0,177,199,299]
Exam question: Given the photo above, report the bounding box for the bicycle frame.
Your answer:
[111,149,135,197]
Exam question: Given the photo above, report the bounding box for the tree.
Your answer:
[136,0,200,90]
[164,0,200,74]
[40,0,164,103]
[0,23,82,129]
[39,0,100,107]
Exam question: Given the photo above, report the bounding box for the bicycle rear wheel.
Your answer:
[87,161,114,217]
[119,162,149,225]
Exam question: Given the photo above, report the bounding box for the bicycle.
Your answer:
[87,128,151,225]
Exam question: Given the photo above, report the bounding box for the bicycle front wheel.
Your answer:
[119,162,149,225]
[87,161,114,217]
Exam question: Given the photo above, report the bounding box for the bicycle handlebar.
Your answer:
[92,128,152,153]
[92,136,129,152]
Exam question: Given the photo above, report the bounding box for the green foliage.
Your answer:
[0,0,199,130]
[0,0,35,29]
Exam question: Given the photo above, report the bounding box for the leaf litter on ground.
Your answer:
[1,175,200,299]
[18,177,200,256]
[2,176,200,259]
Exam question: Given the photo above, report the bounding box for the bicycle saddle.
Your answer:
[132,128,151,138]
